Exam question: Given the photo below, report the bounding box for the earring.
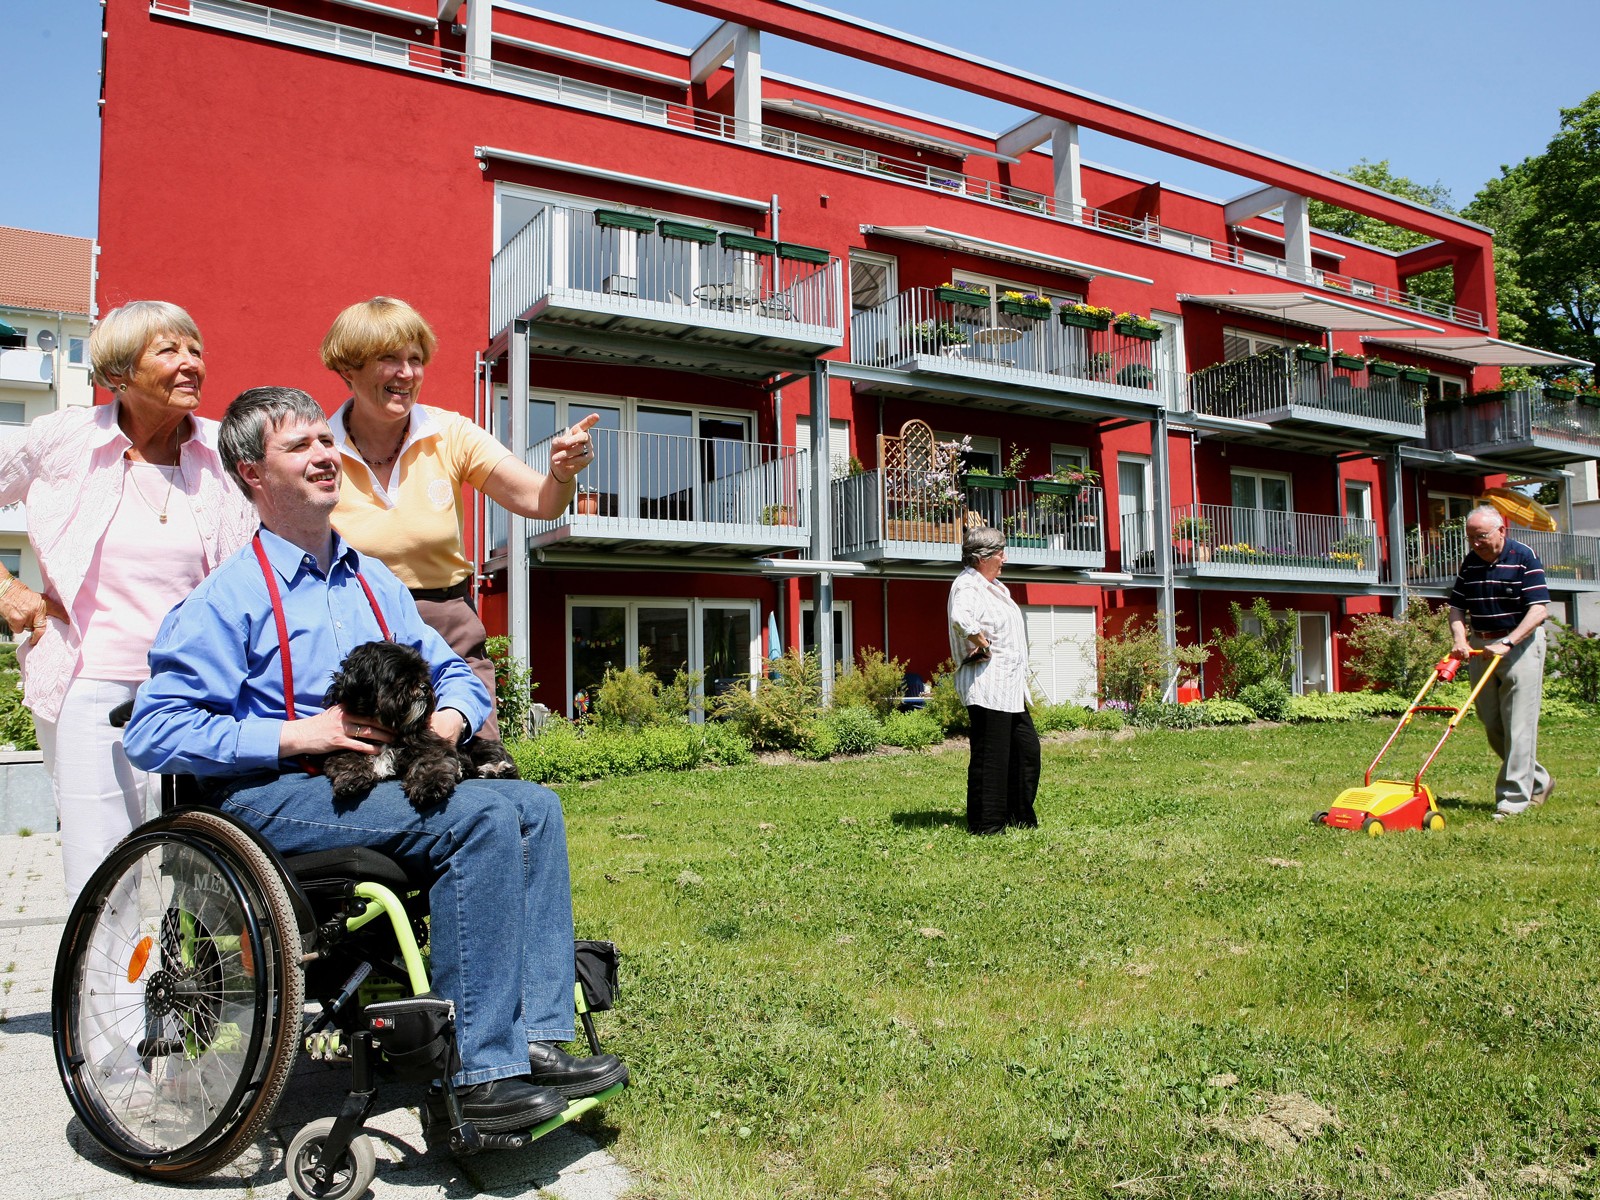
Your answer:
[116,383,128,392]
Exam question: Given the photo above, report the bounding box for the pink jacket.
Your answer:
[0,401,258,722]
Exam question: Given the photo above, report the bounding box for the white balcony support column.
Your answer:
[690,21,761,143]
[438,0,464,22]
[1388,450,1407,614]
[464,0,492,79]
[1152,409,1177,701]
[1281,193,1313,282]
[508,319,531,675]
[997,114,1082,219]
[1222,184,1298,225]
[810,361,836,701]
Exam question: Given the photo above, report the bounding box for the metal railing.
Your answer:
[488,427,807,550]
[490,205,841,339]
[158,0,1487,332]
[1165,504,1382,579]
[1425,389,1600,453]
[850,289,1170,398]
[959,480,1105,553]
[1407,526,1600,587]
[1187,349,1424,428]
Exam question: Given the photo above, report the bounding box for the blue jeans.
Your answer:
[220,775,575,1086]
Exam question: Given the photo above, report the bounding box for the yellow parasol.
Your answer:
[1477,487,1558,532]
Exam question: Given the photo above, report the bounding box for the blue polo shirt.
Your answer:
[1449,537,1549,638]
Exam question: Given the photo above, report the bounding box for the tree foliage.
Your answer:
[1210,598,1298,698]
[1307,159,1456,306]
[1095,615,1209,708]
[1342,602,1452,694]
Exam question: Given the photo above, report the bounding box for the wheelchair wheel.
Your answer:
[286,1116,377,1200]
[53,810,304,1180]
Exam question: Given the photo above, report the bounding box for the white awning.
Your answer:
[1179,292,1445,333]
[763,99,1017,162]
[861,225,1153,285]
[1362,335,1593,369]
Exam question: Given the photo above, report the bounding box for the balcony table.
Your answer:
[972,325,1021,366]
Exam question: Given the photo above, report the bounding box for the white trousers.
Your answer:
[35,676,156,899]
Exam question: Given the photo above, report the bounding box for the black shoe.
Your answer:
[429,1076,566,1133]
[526,1041,630,1099]
[470,737,521,780]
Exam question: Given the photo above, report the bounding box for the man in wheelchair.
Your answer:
[123,386,627,1137]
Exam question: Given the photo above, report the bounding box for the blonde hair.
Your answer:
[89,301,202,387]
[319,297,437,376]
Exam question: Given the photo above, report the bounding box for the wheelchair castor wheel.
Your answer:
[286,1117,376,1200]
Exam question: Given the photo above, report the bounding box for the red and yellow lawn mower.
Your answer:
[1315,650,1500,836]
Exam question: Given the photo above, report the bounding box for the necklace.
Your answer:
[127,460,183,524]
[348,404,408,470]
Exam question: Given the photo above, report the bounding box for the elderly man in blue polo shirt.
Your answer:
[1447,503,1553,821]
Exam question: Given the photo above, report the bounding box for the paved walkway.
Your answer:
[0,833,633,1200]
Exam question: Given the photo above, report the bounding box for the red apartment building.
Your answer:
[97,0,1600,714]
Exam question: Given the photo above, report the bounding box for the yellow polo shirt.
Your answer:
[330,403,512,590]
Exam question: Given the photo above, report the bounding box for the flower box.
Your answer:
[776,242,830,265]
[720,232,778,256]
[1296,346,1332,364]
[1369,361,1401,378]
[1008,535,1047,549]
[1331,353,1366,371]
[961,473,1013,491]
[998,299,1052,320]
[1114,320,1163,341]
[657,220,718,243]
[1464,390,1509,406]
[1579,395,1600,408]
[1400,369,1430,384]
[1058,309,1111,331]
[1029,479,1081,497]
[935,285,989,307]
[1545,387,1577,401]
[593,209,656,233]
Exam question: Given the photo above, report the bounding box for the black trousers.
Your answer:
[966,705,1041,835]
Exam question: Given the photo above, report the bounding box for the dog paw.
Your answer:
[404,755,463,810]
[469,738,521,780]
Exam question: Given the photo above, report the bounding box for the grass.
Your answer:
[550,716,1600,1198]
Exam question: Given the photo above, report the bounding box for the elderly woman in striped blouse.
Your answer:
[947,525,1040,835]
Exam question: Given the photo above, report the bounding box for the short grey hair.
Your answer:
[1465,504,1504,528]
[89,301,202,387]
[220,386,329,497]
[962,525,1006,568]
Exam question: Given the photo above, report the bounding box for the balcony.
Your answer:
[1407,526,1600,592]
[1123,504,1383,584]
[849,289,1170,415]
[832,471,1107,570]
[0,349,51,389]
[489,206,843,374]
[1425,390,1600,466]
[495,427,809,560]
[1187,349,1424,444]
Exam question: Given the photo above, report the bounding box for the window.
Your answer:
[796,416,853,480]
[567,597,758,718]
[0,550,19,575]
[1238,609,1330,695]
[1023,606,1096,704]
[67,337,87,366]
[1222,326,1291,361]
[849,250,897,314]
[1421,372,1467,405]
[936,430,998,475]
[1117,454,1153,561]
[950,270,1081,327]
[1427,492,1474,529]
[1050,445,1090,473]
[0,403,24,426]
[1230,470,1293,548]
[1344,481,1372,522]
[800,600,853,671]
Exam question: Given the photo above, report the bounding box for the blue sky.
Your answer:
[5,0,1597,241]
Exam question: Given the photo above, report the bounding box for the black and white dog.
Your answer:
[320,641,473,809]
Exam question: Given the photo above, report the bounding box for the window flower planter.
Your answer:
[935,285,989,307]
[720,232,778,255]
[1331,353,1366,371]
[1029,479,1082,498]
[1058,309,1111,331]
[998,299,1051,320]
[1114,320,1163,341]
[1008,534,1047,549]
[776,243,829,265]
[657,220,718,243]
[1369,361,1401,378]
[593,209,656,233]
[1545,387,1577,401]
[961,473,1014,491]
[1579,395,1600,408]
[1296,346,1332,364]
[1400,369,1430,384]
[1464,390,1509,406]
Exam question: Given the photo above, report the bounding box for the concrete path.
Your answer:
[0,833,633,1200]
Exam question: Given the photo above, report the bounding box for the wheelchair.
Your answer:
[51,782,625,1200]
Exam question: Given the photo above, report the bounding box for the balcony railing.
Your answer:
[1187,349,1424,437]
[1407,526,1600,590]
[1426,390,1600,460]
[959,479,1106,568]
[156,0,1487,332]
[1123,504,1382,582]
[850,289,1170,402]
[0,348,51,388]
[489,427,808,555]
[490,205,842,343]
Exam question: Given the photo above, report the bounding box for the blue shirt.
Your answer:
[1449,537,1549,638]
[125,527,490,778]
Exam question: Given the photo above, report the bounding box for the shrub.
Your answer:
[0,642,16,671]
[700,721,755,766]
[1236,678,1291,721]
[1130,700,1204,729]
[830,648,909,718]
[1096,615,1209,708]
[485,636,536,738]
[0,670,37,751]
[1082,707,1125,732]
[794,721,837,761]
[1193,698,1255,725]
[921,659,970,735]
[592,649,700,729]
[512,717,752,782]
[1032,702,1090,734]
[1342,603,1451,693]
[819,705,885,756]
[1287,691,1409,722]
[1547,620,1600,704]
[882,709,943,750]
[712,648,823,751]
[1211,598,1296,697]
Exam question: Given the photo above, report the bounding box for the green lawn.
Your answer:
[557,718,1600,1199]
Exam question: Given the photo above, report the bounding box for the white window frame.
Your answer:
[936,429,999,475]
[1344,480,1372,522]
[1117,453,1153,560]
[1230,469,1294,513]
[849,249,898,315]
[799,599,854,671]
[1223,325,1293,360]
[950,269,1082,326]
[1050,444,1091,473]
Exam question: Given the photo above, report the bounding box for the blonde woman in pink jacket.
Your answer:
[0,301,256,896]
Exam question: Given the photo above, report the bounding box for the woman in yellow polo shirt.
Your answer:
[320,296,598,774]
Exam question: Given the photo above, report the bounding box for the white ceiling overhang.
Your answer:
[763,99,1018,162]
[862,225,1153,284]
[1362,335,1593,369]
[1179,292,1445,333]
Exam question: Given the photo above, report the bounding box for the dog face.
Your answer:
[323,641,436,735]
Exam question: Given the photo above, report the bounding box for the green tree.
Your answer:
[1342,602,1451,693]
[1211,598,1298,698]
[1307,159,1456,306]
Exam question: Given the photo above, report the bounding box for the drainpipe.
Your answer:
[508,321,531,687]
[1390,450,1408,616]
[1153,409,1176,699]
[811,360,835,701]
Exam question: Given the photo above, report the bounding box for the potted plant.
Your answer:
[907,320,969,355]
[962,444,1028,490]
[998,290,1051,319]
[1400,368,1430,384]
[1331,351,1367,371]
[761,503,794,526]
[1369,360,1401,378]
[1295,343,1332,364]
[1172,514,1213,561]
[1030,463,1099,501]
[1112,313,1163,341]
[575,486,600,516]
[1057,302,1113,331]
[1546,377,1579,401]
[934,280,990,307]
[1003,513,1046,548]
